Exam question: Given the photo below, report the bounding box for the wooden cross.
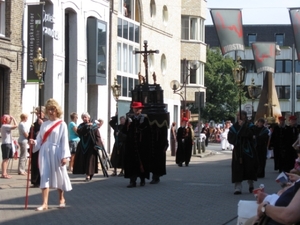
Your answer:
[133,40,159,84]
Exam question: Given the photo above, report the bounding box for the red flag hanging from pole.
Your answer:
[210,9,245,55]
[289,8,300,61]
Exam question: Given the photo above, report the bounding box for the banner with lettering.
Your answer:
[251,42,276,73]
[289,8,300,61]
[210,9,244,55]
[27,4,43,81]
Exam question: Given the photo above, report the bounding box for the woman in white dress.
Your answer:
[30,98,72,211]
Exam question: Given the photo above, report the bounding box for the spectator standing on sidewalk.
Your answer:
[228,110,258,195]
[1,115,17,179]
[18,113,29,175]
[68,112,79,172]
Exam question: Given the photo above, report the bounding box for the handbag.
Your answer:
[253,215,270,225]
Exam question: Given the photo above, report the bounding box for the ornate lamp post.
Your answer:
[247,78,262,122]
[32,47,47,114]
[170,59,200,120]
[232,57,246,119]
[111,77,121,111]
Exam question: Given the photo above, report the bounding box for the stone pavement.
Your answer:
[0,143,280,225]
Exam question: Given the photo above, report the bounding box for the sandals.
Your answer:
[1,174,12,179]
[18,171,27,176]
[36,205,48,211]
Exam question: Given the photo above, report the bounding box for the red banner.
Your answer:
[251,42,276,74]
[210,9,244,55]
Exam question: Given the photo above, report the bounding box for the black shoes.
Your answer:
[127,183,136,188]
[140,181,145,187]
[178,163,183,167]
[150,179,160,184]
[185,163,189,167]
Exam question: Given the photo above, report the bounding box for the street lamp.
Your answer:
[232,57,246,119]
[170,59,200,120]
[32,47,47,114]
[111,77,121,111]
[247,78,262,122]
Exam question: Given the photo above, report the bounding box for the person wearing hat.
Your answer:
[175,117,193,167]
[270,116,290,173]
[28,106,48,187]
[121,101,150,187]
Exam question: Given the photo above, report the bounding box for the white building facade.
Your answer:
[21,0,207,152]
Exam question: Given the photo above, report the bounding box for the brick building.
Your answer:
[0,0,23,122]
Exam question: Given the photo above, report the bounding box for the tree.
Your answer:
[201,48,246,123]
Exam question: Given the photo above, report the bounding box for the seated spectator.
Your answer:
[290,149,300,175]
[244,173,300,225]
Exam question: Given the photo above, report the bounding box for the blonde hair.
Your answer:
[45,98,63,118]
[20,113,28,121]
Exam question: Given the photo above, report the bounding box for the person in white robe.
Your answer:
[220,120,233,151]
[30,98,72,211]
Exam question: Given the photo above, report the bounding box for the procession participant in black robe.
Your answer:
[228,110,258,195]
[121,102,151,188]
[175,117,193,167]
[284,115,299,172]
[270,116,289,172]
[253,118,270,178]
[149,124,168,184]
[109,114,126,176]
[28,106,47,187]
[73,112,101,181]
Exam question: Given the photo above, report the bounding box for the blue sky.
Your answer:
[205,0,300,25]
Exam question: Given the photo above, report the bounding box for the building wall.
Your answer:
[0,0,23,124]
[22,0,110,144]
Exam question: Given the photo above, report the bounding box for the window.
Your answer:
[297,86,300,99]
[118,19,139,43]
[275,33,284,46]
[181,16,204,41]
[276,60,292,73]
[150,0,156,19]
[295,61,300,72]
[0,0,5,36]
[117,75,138,98]
[275,60,283,73]
[243,60,256,73]
[161,54,167,75]
[275,86,290,99]
[162,6,168,26]
[285,60,292,73]
[248,34,257,47]
[180,60,202,85]
[119,0,134,20]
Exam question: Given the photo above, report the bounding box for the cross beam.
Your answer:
[133,40,159,84]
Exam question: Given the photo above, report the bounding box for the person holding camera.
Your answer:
[1,114,17,179]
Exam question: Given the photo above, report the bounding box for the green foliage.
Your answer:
[201,48,246,123]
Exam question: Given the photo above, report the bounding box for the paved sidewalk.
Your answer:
[0,144,279,225]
